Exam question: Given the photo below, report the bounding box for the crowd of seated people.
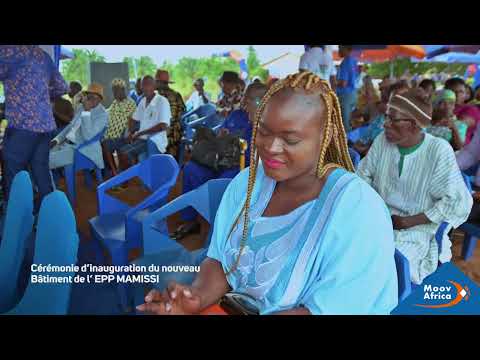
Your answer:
[0,45,477,315]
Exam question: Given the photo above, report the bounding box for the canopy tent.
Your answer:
[426,45,480,58]
[413,52,480,65]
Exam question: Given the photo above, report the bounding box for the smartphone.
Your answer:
[219,292,260,315]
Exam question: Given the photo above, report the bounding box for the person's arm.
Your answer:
[356,133,382,186]
[391,213,431,230]
[134,122,168,138]
[298,180,398,315]
[449,122,464,151]
[424,142,473,228]
[200,90,210,104]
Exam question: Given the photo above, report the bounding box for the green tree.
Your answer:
[123,56,157,80]
[246,45,268,81]
[60,49,106,89]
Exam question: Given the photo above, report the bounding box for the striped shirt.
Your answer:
[357,133,472,284]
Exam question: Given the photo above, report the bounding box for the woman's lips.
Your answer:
[263,158,286,169]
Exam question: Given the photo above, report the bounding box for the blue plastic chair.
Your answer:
[132,178,232,310]
[348,147,361,169]
[137,139,162,162]
[88,154,179,310]
[64,126,107,206]
[180,103,217,129]
[457,172,477,260]
[0,171,34,313]
[394,249,412,303]
[3,191,79,315]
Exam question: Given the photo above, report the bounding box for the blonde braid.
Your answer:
[225,71,354,275]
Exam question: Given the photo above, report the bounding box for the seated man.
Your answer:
[102,78,136,176]
[173,82,268,240]
[357,88,472,285]
[49,83,108,171]
[117,75,171,170]
[185,78,211,111]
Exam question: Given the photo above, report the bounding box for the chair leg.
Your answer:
[462,235,478,261]
[64,164,76,206]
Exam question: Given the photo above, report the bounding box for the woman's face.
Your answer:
[255,89,326,182]
[438,100,455,117]
[451,83,466,105]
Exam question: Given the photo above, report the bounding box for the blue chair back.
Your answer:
[348,147,361,169]
[394,249,412,303]
[0,171,34,312]
[181,104,217,127]
[5,191,79,315]
[74,126,108,168]
[97,154,179,216]
[462,172,473,193]
[143,178,232,255]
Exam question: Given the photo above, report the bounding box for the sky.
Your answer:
[64,45,305,65]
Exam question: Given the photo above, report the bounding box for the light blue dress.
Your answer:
[207,164,398,315]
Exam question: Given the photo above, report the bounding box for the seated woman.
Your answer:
[445,77,480,145]
[353,81,409,157]
[457,124,480,224]
[173,83,268,240]
[426,90,467,151]
[137,71,398,315]
[358,88,472,285]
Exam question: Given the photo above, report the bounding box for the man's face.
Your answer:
[142,78,156,97]
[84,94,102,110]
[112,86,126,101]
[383,108,417,145]
[221,81,236,95]
[68,83,80,98]
[135,80,142,94]
[194,80,204,92]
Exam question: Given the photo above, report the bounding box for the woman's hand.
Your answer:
[136,282,202,315]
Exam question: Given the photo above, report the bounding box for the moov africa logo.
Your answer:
[392,263,480,315]
[414,281,471,308]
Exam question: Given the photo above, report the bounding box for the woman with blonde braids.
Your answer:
[137,71,398,315]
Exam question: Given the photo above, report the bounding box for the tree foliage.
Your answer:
[60,49,106,88]
[59,47,272,100]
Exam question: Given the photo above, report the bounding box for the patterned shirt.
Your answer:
[157,87,186,150]
[216,88,243,117]
[0,45,68,133]
[106,97,136,139]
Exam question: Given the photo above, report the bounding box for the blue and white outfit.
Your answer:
[49,104,108,170]
[207,164,398,315]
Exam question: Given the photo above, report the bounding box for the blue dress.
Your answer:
[207,164,398,314]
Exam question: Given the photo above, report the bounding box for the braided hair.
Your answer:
[225,71,355,275]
